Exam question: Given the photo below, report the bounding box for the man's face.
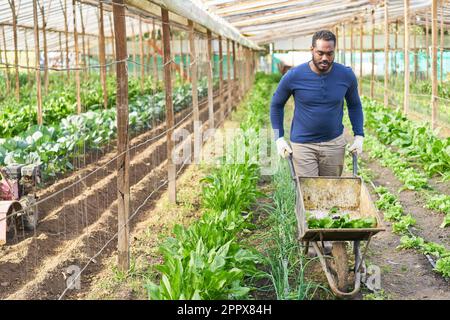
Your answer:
[311,39,335,72]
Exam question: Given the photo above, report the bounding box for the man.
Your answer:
[270,30,364,176]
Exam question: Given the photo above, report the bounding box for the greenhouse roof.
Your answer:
[201,0,450,44]
[0,0,261,52]
[0,0,448,52]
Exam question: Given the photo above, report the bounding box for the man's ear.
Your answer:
[310,46,314,52]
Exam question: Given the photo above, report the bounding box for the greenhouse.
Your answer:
[0,0,448,302]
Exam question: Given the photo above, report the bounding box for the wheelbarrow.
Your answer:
[286,152,384,298]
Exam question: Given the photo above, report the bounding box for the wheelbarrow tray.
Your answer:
[294,176,385,241]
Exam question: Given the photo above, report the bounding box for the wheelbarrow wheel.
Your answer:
[331,242,348,292]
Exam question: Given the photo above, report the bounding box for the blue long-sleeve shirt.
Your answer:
[270,62,364,143]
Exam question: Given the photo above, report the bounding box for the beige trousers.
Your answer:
[290,133,347,177]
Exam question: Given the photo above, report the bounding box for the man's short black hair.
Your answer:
[312,30,336,47]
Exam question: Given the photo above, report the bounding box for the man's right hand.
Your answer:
[276,137,293,158]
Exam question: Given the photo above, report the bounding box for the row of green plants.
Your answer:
[0,73,166,138]
[0,77,208,179]
[345,152,449,277]
[363,97,450,181]
[343,101,449,278]
[365,135,449,228]
[385,76,450,100]
[253,73,324,299]
[374,186,449,278]
[260,160,324,299]
[146,73,278,299]
[364,127,447,221]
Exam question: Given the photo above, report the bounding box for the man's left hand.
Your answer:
[349,135,364,155]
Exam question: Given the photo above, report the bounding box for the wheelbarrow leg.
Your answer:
[312,242,361,299]
[331,241,348,292]
[303,241,309,256]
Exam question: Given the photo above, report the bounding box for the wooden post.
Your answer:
[371,10,375,99]
[109,13,116,75]
[25,30,31,84]
[188,20,198,123]
[384,1,389,107]
[73,0,82,114]
[1,27,11,95]
[350,19,354,70]
[130,21,137,78]
[139,17,145,93]
[161,8,176,204]
[245,47,249,91]
[232,40,237,104]
[79,4,87,80]
[242,47,246,92]
[342,23,346,65]
[40,4,49,94]
[152,19,159,89]
[431,0,438,128]
[179,33,184,82]
[63,0,70,79]
[98,2,108,109]
[9,0,20,101]
[439,1,444,83]
[146,25,152,78]
[426,10,429,79]
[32,0,43,125]
[188,20,199,164]
[414,19,418,82]
[238,44,242,97]
[207,29,214,129]
[113,0,130,272]
[335,26,339,63]
[241,44,244,97]
[227,38,231,114]
[218,35,224,121]
[246,48,251,91]
[359,18,363,96]
[58,31,63,80]
[0,29,4,96]
[394,19,398,74]
[404,0,410,114]
[87,37,91,74]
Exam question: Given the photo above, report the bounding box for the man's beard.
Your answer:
[312,58,332,72]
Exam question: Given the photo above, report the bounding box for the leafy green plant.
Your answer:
[374,187,449,278]
[146,73,278,300]
[307,212,377,229]
[435,256,450,278]
[258,160,323,300]
[363,97,450,180]
[0,78,210,179]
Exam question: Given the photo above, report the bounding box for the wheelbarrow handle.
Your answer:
[287,153,296,180]
[352,151,358,177]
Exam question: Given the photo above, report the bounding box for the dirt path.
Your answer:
[351,132,450,300]
[72,107,244,300]
[0,88,234,299]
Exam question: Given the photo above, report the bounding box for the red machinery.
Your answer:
[0,164,40,245]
